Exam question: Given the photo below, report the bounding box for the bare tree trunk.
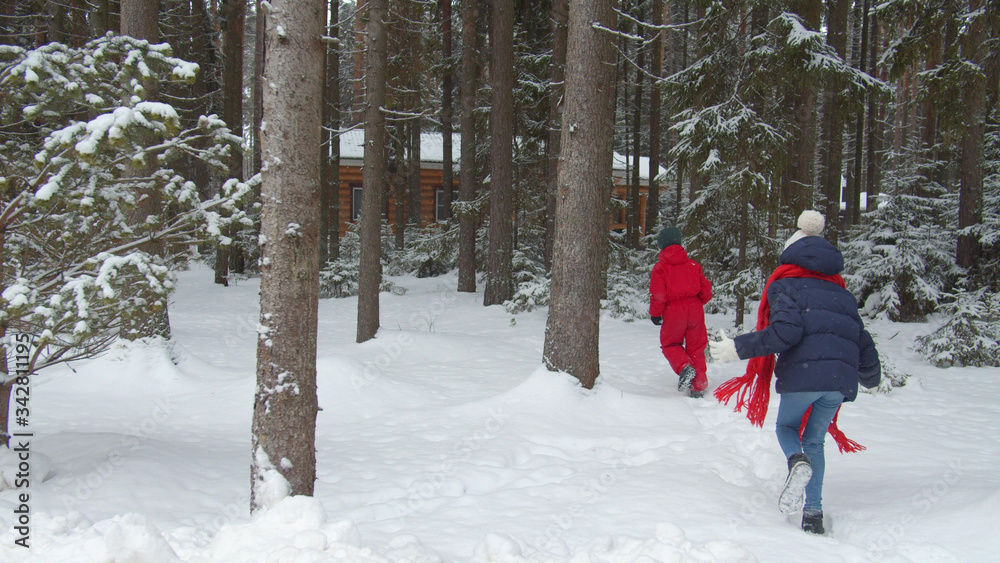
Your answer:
[921,31,941,188]
[865,17,883,207]
[544,0,569,271]
[252,0,265,174]
[393,131,407,250]
[673,1,689,217]
[251,0,323,507]
[325,0,342,261]
[627,46,643,248]
[120,0,171,341]
[484,0,514,306]
[357,0,388,343]
[957,0,987,269]
[820,0,848,242]
[543,0,617,390]
[215,0,245,286]
[440,0,454,222]
[45,0,67,44]
[351,0,367,123]
[408,118,422,228]
[644,0,663,236]
[784,0,821,216]
[846,0,870,228]
[457,0,478,293]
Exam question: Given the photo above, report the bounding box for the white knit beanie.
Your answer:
[783,210,826,250]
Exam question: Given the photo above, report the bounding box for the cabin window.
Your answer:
[435,188,448,223]
[351,185,363,221]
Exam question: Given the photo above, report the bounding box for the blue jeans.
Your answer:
[775,390,845,511]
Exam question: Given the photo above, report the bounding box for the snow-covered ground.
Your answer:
[1,264,998,562]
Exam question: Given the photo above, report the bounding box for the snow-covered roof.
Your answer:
[339,129,667,182]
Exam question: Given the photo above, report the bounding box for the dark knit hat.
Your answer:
[657,226,683,249]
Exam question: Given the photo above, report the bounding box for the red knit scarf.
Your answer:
[713,264,865,454]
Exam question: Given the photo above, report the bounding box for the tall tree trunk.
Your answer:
[735,199,748,328]
[627,46,643,248]
[784,0,821,217]
[457,0,478,293]
[921,26,942,188]
[483,0,514,306]
[644,0,663,237]
[356,0,388,343]
[215,0,245,286]
[251,0,323,507]
[846,0,870,228]
[865,16,883,206]
[351,0,367,123]
[543,0,617,390]
[120,0,171,341]
[440,0,454,222]
[252,0,265,174]
[45,0,67,44]
[820,0,848,242]
[324,0,342,261]
[673,1,689,217]
[687,2,706,207]
[393,131,407,250]
[957,0,987,269]
[408,118,422,229]
[544,0,569,271]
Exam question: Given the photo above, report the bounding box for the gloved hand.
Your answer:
[650,316,662,326]
[709,330,740,363]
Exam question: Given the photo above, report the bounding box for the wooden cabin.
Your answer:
[334,130,665,237]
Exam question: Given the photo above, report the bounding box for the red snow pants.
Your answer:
[659,297,709,392]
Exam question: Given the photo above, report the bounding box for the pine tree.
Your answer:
[0,36,252,446]
[543,0,617,389]
[356,0,389,344]
[483,0,515,306]
[251,0,325,506]
[456,0,479,294]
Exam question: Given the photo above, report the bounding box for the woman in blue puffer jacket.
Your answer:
[710,210,881,535]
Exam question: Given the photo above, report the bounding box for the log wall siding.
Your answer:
[333,164,649,236]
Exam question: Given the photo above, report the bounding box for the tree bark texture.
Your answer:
[627,47,643,248]
[356,0,388,342]
[644,0,663,236]
[457,0,478,293]
[440,0,454,221]
[847,0,870,228]
[865,17,884,206]
[252,0,265,174]
[957,0,988,269]
[120,0,171,341]
[784,0,821,217]
[483,0,514,306]
[544,0,568,271]
[215,0,245,286]
[251,0,324,506]
[820,0,847,242]
[323,0,342,262]
[543,0,617,390]
[120,0,158,42]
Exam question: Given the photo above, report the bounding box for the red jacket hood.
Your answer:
[658,245,689,265]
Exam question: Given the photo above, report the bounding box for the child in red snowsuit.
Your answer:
[649,227,713,397]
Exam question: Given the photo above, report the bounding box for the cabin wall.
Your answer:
[336,165,445,237]
[334,165,650,237]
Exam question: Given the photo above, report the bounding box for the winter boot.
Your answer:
[677,365,696,392]
[689,389,706,399]
[778,453,812,515]
[802,509,825,535]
